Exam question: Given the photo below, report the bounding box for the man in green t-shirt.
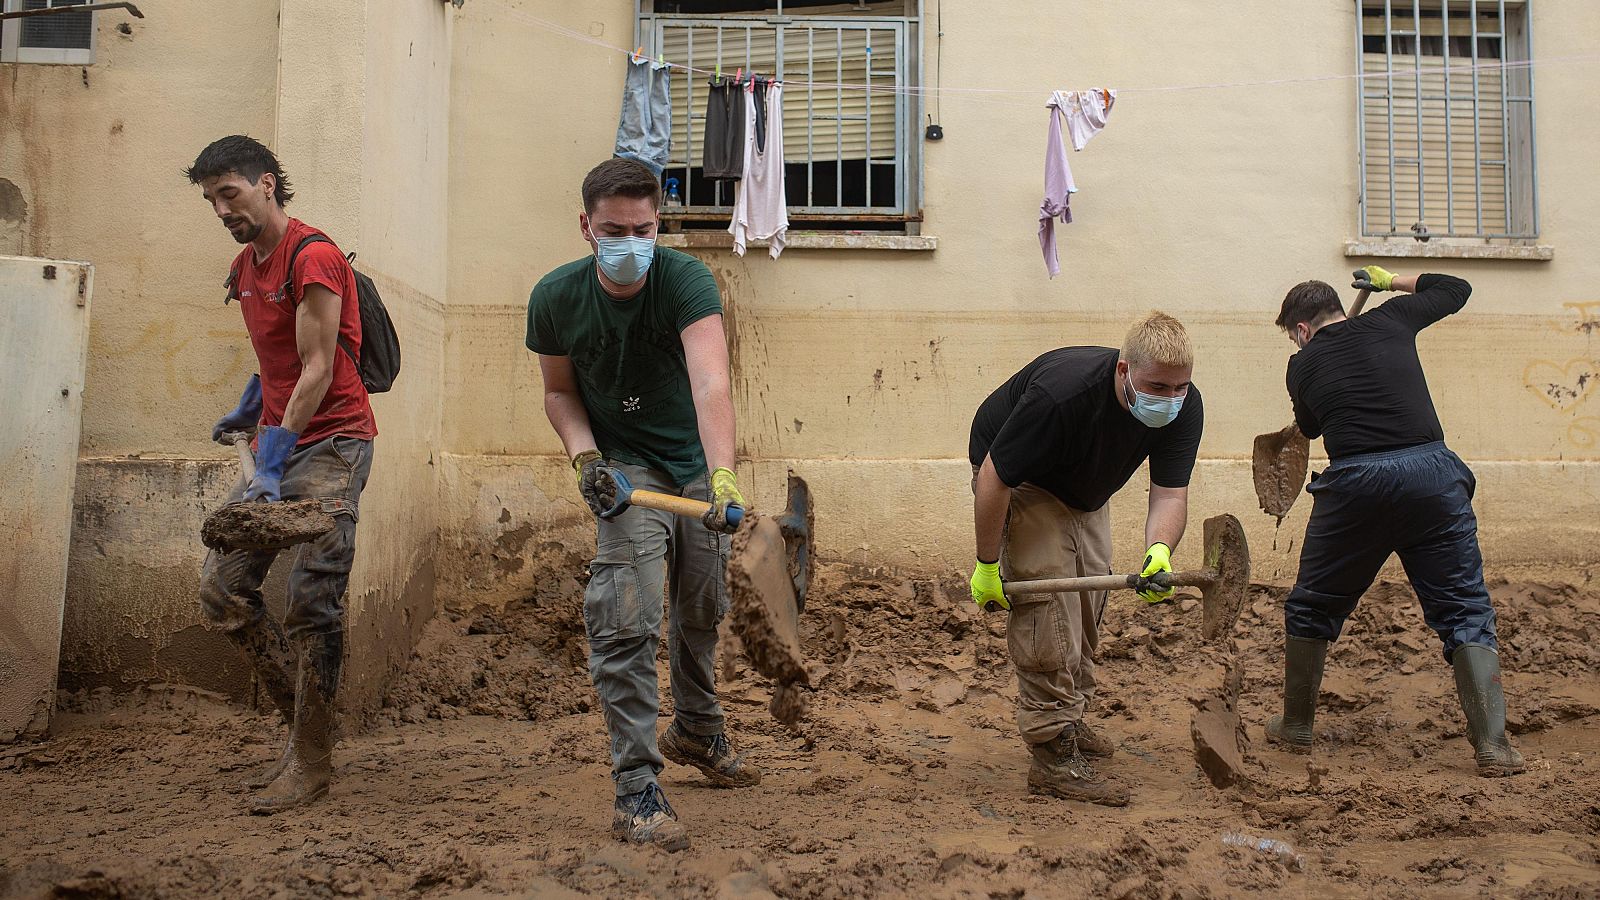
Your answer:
[526,158,760,852]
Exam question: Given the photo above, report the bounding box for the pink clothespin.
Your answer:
[734,67,743,86]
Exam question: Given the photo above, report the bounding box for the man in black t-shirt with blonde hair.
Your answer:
[968,311,1205,807]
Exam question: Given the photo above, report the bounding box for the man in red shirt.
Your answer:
[186,135,377,814]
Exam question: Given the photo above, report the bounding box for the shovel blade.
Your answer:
[1252,424,1310,518]
[201,499,336,552]
[1199,513,1251,644]
[726,515,808,690]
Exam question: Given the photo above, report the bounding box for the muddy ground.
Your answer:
[3,544,1598,899]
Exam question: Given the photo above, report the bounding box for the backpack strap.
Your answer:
[283,234,361,369]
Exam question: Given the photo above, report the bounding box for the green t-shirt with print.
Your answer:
[525,246,722,487]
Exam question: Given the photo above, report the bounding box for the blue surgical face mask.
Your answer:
[1123,372,1185,428]
[592,235,655,285]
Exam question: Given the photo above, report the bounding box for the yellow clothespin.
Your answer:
[633,46,644,62]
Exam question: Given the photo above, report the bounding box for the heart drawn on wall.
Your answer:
[1523,358,1600,411]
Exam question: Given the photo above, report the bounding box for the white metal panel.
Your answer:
[0,256,92,742]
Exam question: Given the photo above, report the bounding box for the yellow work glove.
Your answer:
[702,466,746,533]
[1137,542,1174,603]
[970,560,1009,612]
[1351,265,1397,292]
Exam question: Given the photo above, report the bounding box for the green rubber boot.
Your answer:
[1266,636,1329,752]
[1451,644,1525,777]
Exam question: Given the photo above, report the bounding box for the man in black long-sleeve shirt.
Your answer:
[1268,266,1523,777]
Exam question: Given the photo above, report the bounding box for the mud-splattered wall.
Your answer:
[439,0,1600,600]
[2,0,454,718]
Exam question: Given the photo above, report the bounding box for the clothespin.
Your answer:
[658,52,666,68]
[633,46,644,62]
[734,67,743,86]
[715,61,722,82]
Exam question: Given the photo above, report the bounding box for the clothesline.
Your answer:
[487,0,1599,107]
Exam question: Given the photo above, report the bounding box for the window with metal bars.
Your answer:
[639,1,923,232]
[1357,1,1536,240]
[1,0,96,65]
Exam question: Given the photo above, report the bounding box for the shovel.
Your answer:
[999,514,1250,644]
[200,431,337,552]
[1251,278,1372,518]
[598,468,816,725]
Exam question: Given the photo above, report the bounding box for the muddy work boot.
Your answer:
[659,722,763,788]
[251,631,342,815]
[227,616,300,789]
[1451,644,1526,777]
[1027,724,1129,807]
[611,784,690,852]
[1266,635,1329,753]
[1074,720,1116,759]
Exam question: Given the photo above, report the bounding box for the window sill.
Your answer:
[658,232,938,252]
[1344,239,1553,261]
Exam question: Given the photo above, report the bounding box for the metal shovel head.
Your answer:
[1252,424,1310,518]
[201,499,337,552]
[1199,513,1251,644]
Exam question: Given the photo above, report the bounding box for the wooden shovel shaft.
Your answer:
[1349,287,1373,317]
[626,488,714,520]
[233,435,256,481]
[1005,570,1216,597]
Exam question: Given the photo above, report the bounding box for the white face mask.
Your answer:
[1123,372,1185,429]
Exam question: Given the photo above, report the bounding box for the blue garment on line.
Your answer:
[614,57,672,177]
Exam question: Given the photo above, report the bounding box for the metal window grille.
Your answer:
[1357,1,1536,239]
[1,0,96,65]
[638,1,922,229]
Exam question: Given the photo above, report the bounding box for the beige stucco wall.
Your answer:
[442,0,1600,602]
[2,1,453,716]
[7,0,1599,703]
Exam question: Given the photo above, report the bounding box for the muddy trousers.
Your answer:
[585,462,730,797]
[199,436,373,659]
[1285,442,1496,661]
[1000,483,1113,745]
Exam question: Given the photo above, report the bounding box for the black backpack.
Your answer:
[225,234,402,394]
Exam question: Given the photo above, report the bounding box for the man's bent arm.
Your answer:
[682,314,737,474]
[538,353,598,459]
[1146,484,1189,552]
[973,454,1011,563]
[281,284,340,434]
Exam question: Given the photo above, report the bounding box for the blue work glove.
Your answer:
[243,425,299,502]
[212,374,263,443]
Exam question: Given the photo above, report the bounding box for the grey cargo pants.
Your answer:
[585,461,730,797]
[199,435,373,640]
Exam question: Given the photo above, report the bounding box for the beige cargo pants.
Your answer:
[976,470,1113,745]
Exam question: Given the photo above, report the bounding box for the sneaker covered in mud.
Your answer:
[1075,720,1116,758]
[659,722,762,788]
[1027,725,1130,807]
[611,784,690,852]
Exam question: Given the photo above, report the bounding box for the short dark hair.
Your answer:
[183,135,294,207]
[1276,280,1344,331]
[581,158,660,213]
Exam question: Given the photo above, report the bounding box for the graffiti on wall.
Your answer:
[1522,303,1600,449]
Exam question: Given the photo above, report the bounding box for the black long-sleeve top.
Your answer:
[1287,274,1470,460]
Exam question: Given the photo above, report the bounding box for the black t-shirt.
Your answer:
[967,347,1205,512]
[1287,274,1469,460]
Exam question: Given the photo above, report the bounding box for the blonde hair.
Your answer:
[1120,311,1193,369]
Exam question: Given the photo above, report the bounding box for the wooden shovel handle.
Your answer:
[625,488,715,520]
[1349,287,1373,317]
[227,433,256,481]
[1005,570,1215,597]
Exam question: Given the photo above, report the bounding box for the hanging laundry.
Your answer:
[613,54,672,177]
[729,79,789,259]
[702,77,746,181]
[1038,89,1115,278]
